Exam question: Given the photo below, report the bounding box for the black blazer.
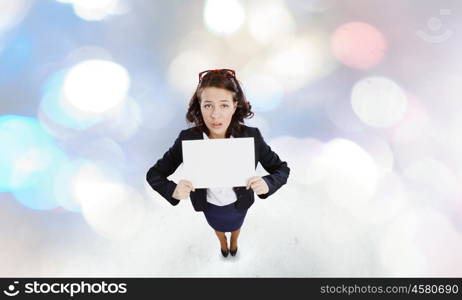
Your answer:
[146,125,290,211]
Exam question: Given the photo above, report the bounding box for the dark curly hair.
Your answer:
[186,69,254,138]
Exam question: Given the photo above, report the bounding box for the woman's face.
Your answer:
[200,87,237,138]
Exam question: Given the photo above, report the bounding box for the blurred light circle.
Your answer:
[70,0,120,21]
[247,0,296,44]
[63,59,130,114]
[351,76,408,128]
[37,109,82,141]
[12,146,68,210]
[71,164,145,240]
[349,171,407,225]
[79,182,145,240]
[266,37,315,91]
[421,125,462,182]
[53,160,86,212]
[54,158,123,213]
[270,136,325,186]
[39,69,100,131]
[345,132,395,179]
[388,93,429,143]
[0,115,55,191]
[290,0,334,13]
[96,97,143,141]
[204,0,245,35]
[265,36,337,92]
[222,29,262,57]
[79,138,126,171]
[319,138,378,208]
[0,115,69,210]
[177,30,224,57]
[64,45,113,66]
[138,93,176,131]
[71,162,124,201]
[244,74,284,112]
[168,50,217,98]
[325,95,367,133]
[403,157,460,210]
[0,0,33,34]
[0,33,33,81]
[331,22,387,69]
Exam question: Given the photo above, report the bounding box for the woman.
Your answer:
[146,69,290,258]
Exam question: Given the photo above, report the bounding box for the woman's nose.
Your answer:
[211,107,220,117]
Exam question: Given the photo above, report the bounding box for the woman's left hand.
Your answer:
[246,176,269,195]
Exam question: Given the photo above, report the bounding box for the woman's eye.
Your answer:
[204,104,211,108]
[221,105,229,108]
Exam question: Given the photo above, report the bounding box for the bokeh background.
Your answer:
[1,0,462,277]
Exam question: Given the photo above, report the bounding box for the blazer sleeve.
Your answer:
[255,128,290,199]
[146,130,184,206]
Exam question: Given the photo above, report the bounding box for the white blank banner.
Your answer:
[182,137,255,188]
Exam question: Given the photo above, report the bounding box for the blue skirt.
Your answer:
[203,201,247,232]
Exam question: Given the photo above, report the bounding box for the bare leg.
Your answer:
[230,228,240,251]
[214,230,228,251]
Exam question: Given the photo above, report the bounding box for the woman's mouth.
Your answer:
[211,122,222,128]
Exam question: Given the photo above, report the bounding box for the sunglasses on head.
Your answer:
[198,69,236,81]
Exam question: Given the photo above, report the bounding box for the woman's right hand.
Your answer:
[172,179,195,200]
